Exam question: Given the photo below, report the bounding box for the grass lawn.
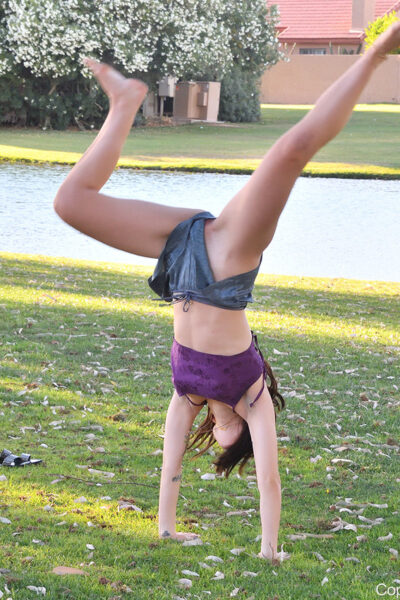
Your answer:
[0,250,399,599]
[1,104,400,177]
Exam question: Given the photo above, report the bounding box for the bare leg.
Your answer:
[63,59,148,191]
[54,59,203,258]
[213,22,400,261]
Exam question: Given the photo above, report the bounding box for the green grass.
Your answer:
[0,250,399,599]
[1,104,400,177]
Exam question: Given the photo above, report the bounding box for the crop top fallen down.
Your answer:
[147,211,263,311]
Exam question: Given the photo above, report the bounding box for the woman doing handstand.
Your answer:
[53,23,400,563]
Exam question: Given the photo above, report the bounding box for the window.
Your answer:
[299,48,327,55]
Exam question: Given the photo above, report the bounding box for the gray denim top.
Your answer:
[148,211,262,311]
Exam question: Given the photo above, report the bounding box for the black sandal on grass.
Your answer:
[0,448,42,467]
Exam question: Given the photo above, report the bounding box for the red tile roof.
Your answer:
[375,1,400,18]
[267,0,400,44]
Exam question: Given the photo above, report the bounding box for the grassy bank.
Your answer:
[0,251,399,599]
[1,104,400,178]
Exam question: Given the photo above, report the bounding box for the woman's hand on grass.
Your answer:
[257,549,291,564]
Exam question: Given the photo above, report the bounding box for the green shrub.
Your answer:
[0,73,110,129]
[218,66,261,123]
[364,10,400,53]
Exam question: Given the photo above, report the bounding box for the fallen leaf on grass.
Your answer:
[205,555,224,563]
[117,500,142,512]
[230,548,246,556]
[181,570,199,577]
[329,517,357,532]
[378,533,393,541]
[211,571,224,580]
[344,557,360,563]
[200,473,215,480]
[87,468,115,478]
[52,566,88,575]
[287,533,334,540]
[26,586,46,595]
[313,552,327,562]
[182,537,203,546]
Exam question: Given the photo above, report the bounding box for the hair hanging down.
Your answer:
[185,356,285,478]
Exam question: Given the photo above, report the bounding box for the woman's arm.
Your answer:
[158,391,203,540]
[246,388,282,559]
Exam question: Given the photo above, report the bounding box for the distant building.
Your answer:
[266,0,400,55]
[261,0,400,103]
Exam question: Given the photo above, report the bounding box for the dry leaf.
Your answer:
[182,537,203,546]
[200,473,215,480]
[205,555,224,563]
[211,571,224,580]
[230,548,245,556]
[26,586,46,595]
[52,566,88,575]
[378,533,393,541]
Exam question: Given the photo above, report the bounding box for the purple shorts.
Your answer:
[170,332,266,412]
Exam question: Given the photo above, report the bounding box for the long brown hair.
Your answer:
[185,356,285,478]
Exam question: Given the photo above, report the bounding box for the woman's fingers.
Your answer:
[257,550,291,563]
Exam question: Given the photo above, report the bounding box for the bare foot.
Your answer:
[83,57,148,109]
[370,21,400,57]
[159,530,201,542]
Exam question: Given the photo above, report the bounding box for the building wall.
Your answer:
[260,54,400,103]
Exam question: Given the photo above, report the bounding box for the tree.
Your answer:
[0,0,282,127]
[217,0,281,122]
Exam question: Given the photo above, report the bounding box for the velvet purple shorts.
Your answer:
[170,332,266,412]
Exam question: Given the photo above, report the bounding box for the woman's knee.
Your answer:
[53,183,75,218]
[53,183,89,221]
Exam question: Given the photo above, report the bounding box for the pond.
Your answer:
[1,162,400,282]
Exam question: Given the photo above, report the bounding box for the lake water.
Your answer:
[1,162,399,282]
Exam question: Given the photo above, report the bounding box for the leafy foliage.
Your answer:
[364,10,400,53]
[0,0,281,127]
[218,66,262,123]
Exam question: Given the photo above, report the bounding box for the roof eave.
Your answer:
[279,35,365,44]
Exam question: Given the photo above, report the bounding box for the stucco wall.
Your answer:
[260,55,400,104]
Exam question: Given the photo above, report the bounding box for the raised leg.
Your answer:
[54,59,202,258]
[213,22,400,263]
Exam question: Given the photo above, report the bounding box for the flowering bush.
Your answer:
[364,10,400,53]
[0,0,281,127]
